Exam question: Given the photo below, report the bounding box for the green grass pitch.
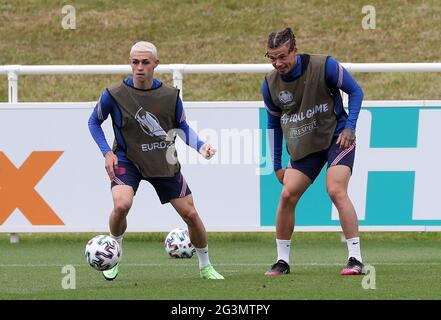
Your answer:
[1,232,440,300]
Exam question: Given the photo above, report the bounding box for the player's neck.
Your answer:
[133,79,153,90]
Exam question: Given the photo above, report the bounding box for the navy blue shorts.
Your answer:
[288,137,356,182]
[110,161,191,204]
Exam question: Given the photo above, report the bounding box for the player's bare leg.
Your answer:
[109,185,134,238]
[103,185,134,281]
[171,194,206,248]
[265,169,311,276]
[327,165,364,275]
[171,195,224,279]
[276,169,311,240]
[327,165,358,238]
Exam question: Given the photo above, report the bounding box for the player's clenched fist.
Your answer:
[199,143,216,160]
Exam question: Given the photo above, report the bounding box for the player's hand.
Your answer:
[199,143,216,160]
[275,169,285,184]
[104,151,118,180]
[336,128,355,150]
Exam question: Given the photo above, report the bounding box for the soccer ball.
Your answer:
[164,228,196,258]
[84,235,121,271]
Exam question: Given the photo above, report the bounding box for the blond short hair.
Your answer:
[130,41,158,59]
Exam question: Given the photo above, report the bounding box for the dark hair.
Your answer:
[266,27,296,55]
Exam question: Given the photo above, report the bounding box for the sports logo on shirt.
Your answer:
[278,90,295,107]
[135,108,167,139]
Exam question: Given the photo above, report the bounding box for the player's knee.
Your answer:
[327,185,347,203]
[180,207,198,224]
[280,188,300,205]
[114,200,132,216]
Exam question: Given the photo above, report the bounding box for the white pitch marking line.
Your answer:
[0,262,439,267]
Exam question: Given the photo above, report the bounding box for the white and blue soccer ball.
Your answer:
[85,235,121,271]
[164,228,195,258]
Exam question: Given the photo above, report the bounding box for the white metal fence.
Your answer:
[2,63,441,102]
[1,63,441,236]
